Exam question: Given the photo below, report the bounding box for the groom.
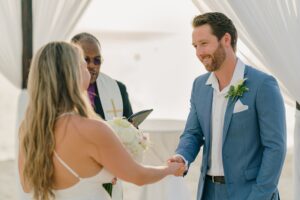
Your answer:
[170,12,286,200]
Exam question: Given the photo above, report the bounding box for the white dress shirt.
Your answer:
[206,58,245,176]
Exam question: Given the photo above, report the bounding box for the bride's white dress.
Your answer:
[23,152,114,200]
[53,169,114,200]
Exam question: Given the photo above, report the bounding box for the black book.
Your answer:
[127,109,153,128]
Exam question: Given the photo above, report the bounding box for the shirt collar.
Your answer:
[229,58,245,86]
[205,58,245,93]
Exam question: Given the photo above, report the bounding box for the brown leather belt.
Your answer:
[206,175,226,184]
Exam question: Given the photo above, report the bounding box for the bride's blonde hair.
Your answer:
[20,41,97,200]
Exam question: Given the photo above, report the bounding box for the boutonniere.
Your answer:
[225,78,249,100]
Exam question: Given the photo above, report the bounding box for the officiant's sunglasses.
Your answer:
[85,57,102,65]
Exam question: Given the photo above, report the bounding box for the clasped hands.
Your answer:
[167,155,187,176]
[110,155,186,184]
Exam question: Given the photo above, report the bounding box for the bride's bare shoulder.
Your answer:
[71,115,113,139]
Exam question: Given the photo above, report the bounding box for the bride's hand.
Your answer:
[166,161,186,176]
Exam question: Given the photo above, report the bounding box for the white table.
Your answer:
[124,119,191,200]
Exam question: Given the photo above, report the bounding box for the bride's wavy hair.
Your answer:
[19,41,97,200]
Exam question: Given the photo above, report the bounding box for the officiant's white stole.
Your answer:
[96,73,123,120]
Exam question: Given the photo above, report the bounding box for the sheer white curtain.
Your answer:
[192,0,300,199]
[33,0,91,52]
[0,0,91,122]
[0,0,22,88]
[0,0,90,88]
[0,0,91,197]
[17,0,91,135]
[17,0,91,126]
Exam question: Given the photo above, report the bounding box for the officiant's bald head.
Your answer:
[71,32,103,84]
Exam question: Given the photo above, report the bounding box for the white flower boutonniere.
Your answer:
[225,78,249,100]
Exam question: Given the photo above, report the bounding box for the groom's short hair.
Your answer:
[192,12,237,52]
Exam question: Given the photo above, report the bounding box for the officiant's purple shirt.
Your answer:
[88,83,96,108]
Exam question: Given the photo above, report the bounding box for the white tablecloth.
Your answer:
[124,119,191,200]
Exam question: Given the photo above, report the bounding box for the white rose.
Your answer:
[107,117,150,162]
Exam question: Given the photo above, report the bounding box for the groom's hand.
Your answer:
[168,155,185,164]
[167,155,187,176]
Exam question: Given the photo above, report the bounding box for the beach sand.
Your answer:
[0,148,293,200]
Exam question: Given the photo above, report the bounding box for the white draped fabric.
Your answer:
[0,0,91,198]
[15,0,91,145]
[33,0,91,52]
[0,0,22,88]
[295,110,300,198]
[192,0,300,199]
[0,0,91,163]
[0,0,90,88]
[17,0,91,124]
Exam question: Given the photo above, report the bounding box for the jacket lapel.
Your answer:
[200,84,213,163]
[222,66,249,145]
[222,97,237,144]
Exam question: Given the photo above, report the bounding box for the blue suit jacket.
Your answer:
[176,66,286,200]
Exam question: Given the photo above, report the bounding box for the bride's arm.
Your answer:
[83,119,184,186]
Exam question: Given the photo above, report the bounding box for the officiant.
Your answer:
[71,32,133,200]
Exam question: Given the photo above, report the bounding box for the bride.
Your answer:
[18,41,184,200]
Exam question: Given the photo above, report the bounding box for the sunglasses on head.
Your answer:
[85,57,102,65]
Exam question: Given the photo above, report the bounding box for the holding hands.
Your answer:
[165,161,186,177]
[167,155,187,177]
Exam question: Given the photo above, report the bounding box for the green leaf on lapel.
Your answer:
[225,78,249,100]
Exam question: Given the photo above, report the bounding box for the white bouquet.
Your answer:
[107,117,149,162]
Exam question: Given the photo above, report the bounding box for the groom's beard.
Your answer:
[202,43,226,72]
